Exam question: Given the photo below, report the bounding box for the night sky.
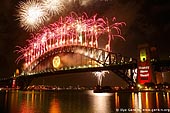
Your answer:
[0,0,170,86]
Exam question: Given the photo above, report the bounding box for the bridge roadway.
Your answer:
[0,59,170,90]
[0,62,137,90]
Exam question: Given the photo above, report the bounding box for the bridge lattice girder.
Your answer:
[19,45,137,86]
[24,45,136,72]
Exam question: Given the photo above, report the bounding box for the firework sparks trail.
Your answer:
[92,71,109,86]
[15,12,125,70]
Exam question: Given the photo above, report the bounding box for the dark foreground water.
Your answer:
[0,90,170,113]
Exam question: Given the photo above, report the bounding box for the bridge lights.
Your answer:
[137,84,143,89]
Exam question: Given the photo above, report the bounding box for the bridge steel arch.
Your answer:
[13,12,138,90]
[16,45,137,90]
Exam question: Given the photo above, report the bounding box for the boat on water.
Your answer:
[93,85,114,93]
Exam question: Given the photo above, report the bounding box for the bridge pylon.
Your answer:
[12,69,19,88]
[137,44,157,85]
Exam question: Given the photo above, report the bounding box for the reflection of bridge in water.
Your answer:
[0,12,170,90]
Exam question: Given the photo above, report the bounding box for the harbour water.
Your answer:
[0,90,170,113]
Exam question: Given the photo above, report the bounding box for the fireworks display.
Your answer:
[17,0,48,31]
[16,0,65,31]
[16,0,111,31]
[41,0,65,16]
[15,12,125,69]
[15,12,125,67]
[92,71,109,86]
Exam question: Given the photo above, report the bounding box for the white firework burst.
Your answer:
[41,0,65,16]
[17,0,48,32]
[93,71,109,86]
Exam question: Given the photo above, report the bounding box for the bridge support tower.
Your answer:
[12,78,16,88]
[137,44,157,85]
[12,69,19,88]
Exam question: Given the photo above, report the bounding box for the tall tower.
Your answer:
[137,44,156,84]
[12,69,19,88]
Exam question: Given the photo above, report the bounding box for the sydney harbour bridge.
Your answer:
[0,12,170,90]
